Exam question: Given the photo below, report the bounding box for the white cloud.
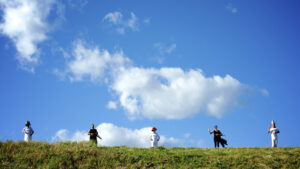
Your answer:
[103,11,138,34]
[166,44,176,54]
[152,42,177,64]
[52,123,180,147]
[57,41,251,120]
[57,40,131,82]
[52,129,89,142]
[0,0,57,68]
[226,3,238,14]
[67,0,88,11]
[103,11,122,24]
[107,101,117,110]
[112,67,244,119]
[127,12,138,31]
[154,42,177,55]
[52,129,69,141]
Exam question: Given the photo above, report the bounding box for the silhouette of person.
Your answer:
[209,125,224,148]
[88,124,101,145]
[22,121,34,142]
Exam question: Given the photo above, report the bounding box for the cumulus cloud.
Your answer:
[57,41,247,119]
[0,0,58,69]
[52,129,69,141]
[56,40,131,82]
[52,123,180,147]
[103,11,138,34]
[112,67,244,119]
[52,129,89,142]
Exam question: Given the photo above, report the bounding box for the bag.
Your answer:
[220,138,227,146]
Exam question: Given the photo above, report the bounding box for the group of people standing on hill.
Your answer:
[21,120,280,148]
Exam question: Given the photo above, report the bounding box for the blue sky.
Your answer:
[0,0,299,147]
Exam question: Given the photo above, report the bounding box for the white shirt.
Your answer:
[23,126,34,141]
[150,133,160,142]
[269,127,279,139]
[23,126,34,135]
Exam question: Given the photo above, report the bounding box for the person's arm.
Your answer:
[157,135,160,141]
[23,128,29,134]
[208,128,214,134]
[88,129,91,135]
[267,126,271,134]
[149,135,152,141]
[22,128,25,133]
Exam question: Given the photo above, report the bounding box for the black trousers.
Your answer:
[214,136,222,148]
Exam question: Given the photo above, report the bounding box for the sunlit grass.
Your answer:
[0,141,299,168]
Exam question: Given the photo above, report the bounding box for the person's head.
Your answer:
[91,124,94,129]
[214,125,218,130]
[271,120,276,128]
[25,121,30,127]
[152,127,157,133]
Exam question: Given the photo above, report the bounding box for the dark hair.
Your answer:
[25,121,30,126]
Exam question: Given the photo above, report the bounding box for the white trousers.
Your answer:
[24,134,32,142]
[271,137,278,147]
[151,141,158,147]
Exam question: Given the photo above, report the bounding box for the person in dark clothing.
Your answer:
[209,125,225,148]
[88,124,101,145]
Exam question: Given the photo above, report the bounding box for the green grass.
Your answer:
[0,141,299,168]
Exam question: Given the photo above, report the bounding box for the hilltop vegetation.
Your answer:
[0,141,299,168]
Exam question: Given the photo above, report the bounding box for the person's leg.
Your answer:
[271,137,275,147]
[90,139,97,145]
[220,139,225,148]
[274,138,278,147]
[24,134,29,142]
[214,138,217,148]
[217,137,221,147]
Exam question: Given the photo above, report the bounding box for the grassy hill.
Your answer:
[0,141,299,168]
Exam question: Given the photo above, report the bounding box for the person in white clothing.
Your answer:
[22,121,34,142]
[268,120,280,147]
[150,127,160,148]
